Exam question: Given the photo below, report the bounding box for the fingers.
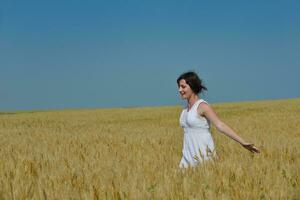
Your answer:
[252,146,260,153]
[249,145,260,153]
[244,144,260,153]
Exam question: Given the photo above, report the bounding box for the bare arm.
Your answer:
[198,103,260,153]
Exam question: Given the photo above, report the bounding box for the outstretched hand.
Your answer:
[242,143,260,153]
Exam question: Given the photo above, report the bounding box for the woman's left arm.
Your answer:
[198,103,260,153]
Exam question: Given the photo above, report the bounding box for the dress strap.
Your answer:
[194,99,208,110]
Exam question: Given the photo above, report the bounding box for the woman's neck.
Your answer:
[187,94,200,109]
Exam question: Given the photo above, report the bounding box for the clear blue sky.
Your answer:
[0,1,299,111]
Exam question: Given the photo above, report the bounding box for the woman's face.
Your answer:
[178,79,194,99]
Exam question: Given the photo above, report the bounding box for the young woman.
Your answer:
[177,71,260,168]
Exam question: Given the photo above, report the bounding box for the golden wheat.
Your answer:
[0,98,299,199]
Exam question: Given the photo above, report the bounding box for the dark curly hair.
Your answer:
[177,71,207,94]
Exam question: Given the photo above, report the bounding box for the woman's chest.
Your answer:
[180,110,207,128]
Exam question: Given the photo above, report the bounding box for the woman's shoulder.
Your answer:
[196,99,211,115]
[198,98,209,105]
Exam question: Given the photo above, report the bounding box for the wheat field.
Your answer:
[0,98,299,199]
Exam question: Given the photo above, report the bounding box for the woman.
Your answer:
[177,71,260,168]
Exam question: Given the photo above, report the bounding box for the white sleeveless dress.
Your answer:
[179,99,216,168]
